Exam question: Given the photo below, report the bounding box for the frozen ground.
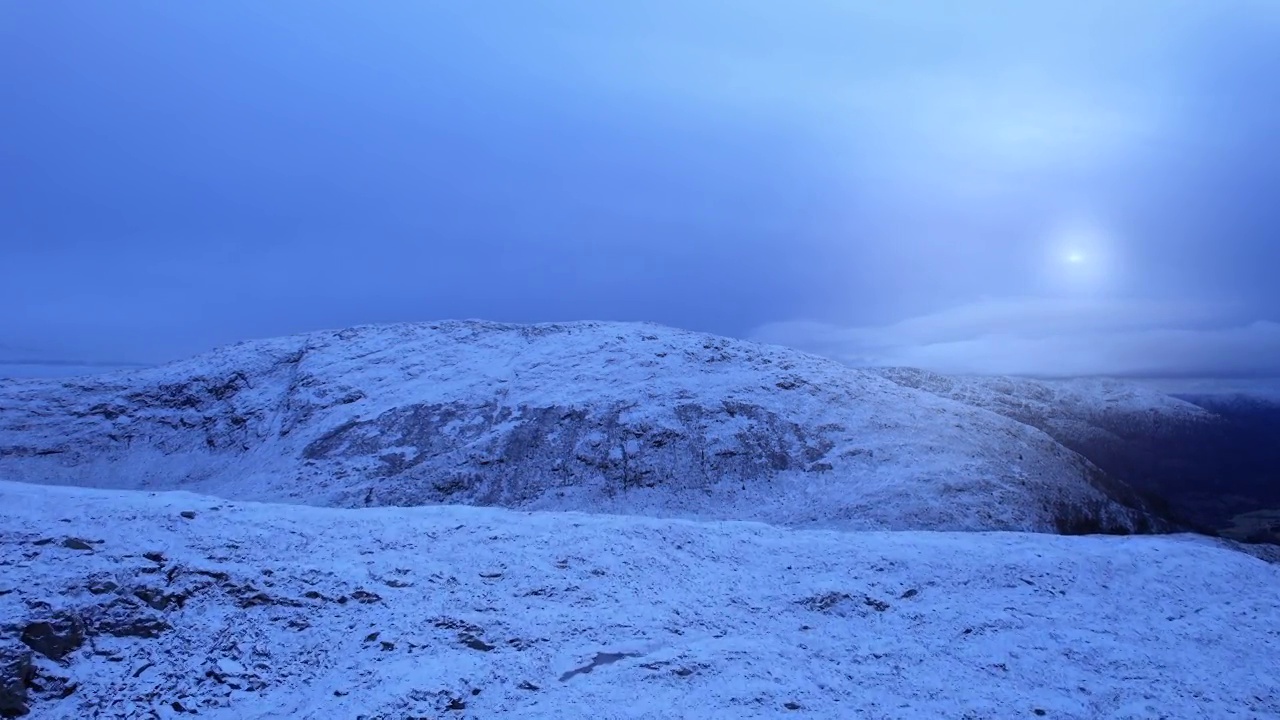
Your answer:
[2,481,1277,719]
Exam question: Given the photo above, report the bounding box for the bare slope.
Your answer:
[0,321,1157,533]
[1,482,1277,719]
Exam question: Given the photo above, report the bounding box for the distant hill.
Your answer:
[0,343,148,379]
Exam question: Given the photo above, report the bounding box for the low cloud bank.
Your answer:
[750,298,1280,378]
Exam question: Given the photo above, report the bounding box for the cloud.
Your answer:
[749,298,1280,377]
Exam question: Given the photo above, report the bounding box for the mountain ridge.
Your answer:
[0,320,1182,534]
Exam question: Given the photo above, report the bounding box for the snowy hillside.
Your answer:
[872,368,1280,536]
[0,321,1162,534]
[1,481,1277,719]
[872,368,1214,433]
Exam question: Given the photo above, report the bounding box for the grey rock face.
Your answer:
[303,399,838,507]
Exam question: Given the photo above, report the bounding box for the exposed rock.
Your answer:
[798,592,851,612]
[459,635,494,652]
[95,615,170,639]
[432,617,483,634]
[864,596,891,612]
[133,587,185,611]
[25,670,74,701]
[798,592,891,616]
[20,614,85,661]
[86,578,118,595]
[223,582,302,608]
[0,644,33,718]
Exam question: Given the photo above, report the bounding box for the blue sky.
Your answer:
[3,1,1279,375]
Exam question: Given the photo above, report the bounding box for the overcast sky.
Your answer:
[3,1,1279,376]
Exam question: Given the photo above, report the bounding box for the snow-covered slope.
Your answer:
[871,368,1214,433]
[871,368,1278,536]
[1,481,1277,719]
[0,322,1159,533]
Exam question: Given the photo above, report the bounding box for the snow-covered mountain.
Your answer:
[2,481,1278,719]
[0,321,1168,534]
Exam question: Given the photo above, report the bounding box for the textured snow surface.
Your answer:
[2,481,1278,720]
[0,321,1158,533]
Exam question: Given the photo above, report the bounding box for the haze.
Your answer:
[3,1,1279,377]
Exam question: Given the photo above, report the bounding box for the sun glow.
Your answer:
[1044,219,1118,294]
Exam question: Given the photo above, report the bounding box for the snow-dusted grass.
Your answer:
[2,481,1277,719]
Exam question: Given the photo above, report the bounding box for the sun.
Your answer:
[1042,218,1119,293]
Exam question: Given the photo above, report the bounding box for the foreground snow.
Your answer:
[1,482,1277,719]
